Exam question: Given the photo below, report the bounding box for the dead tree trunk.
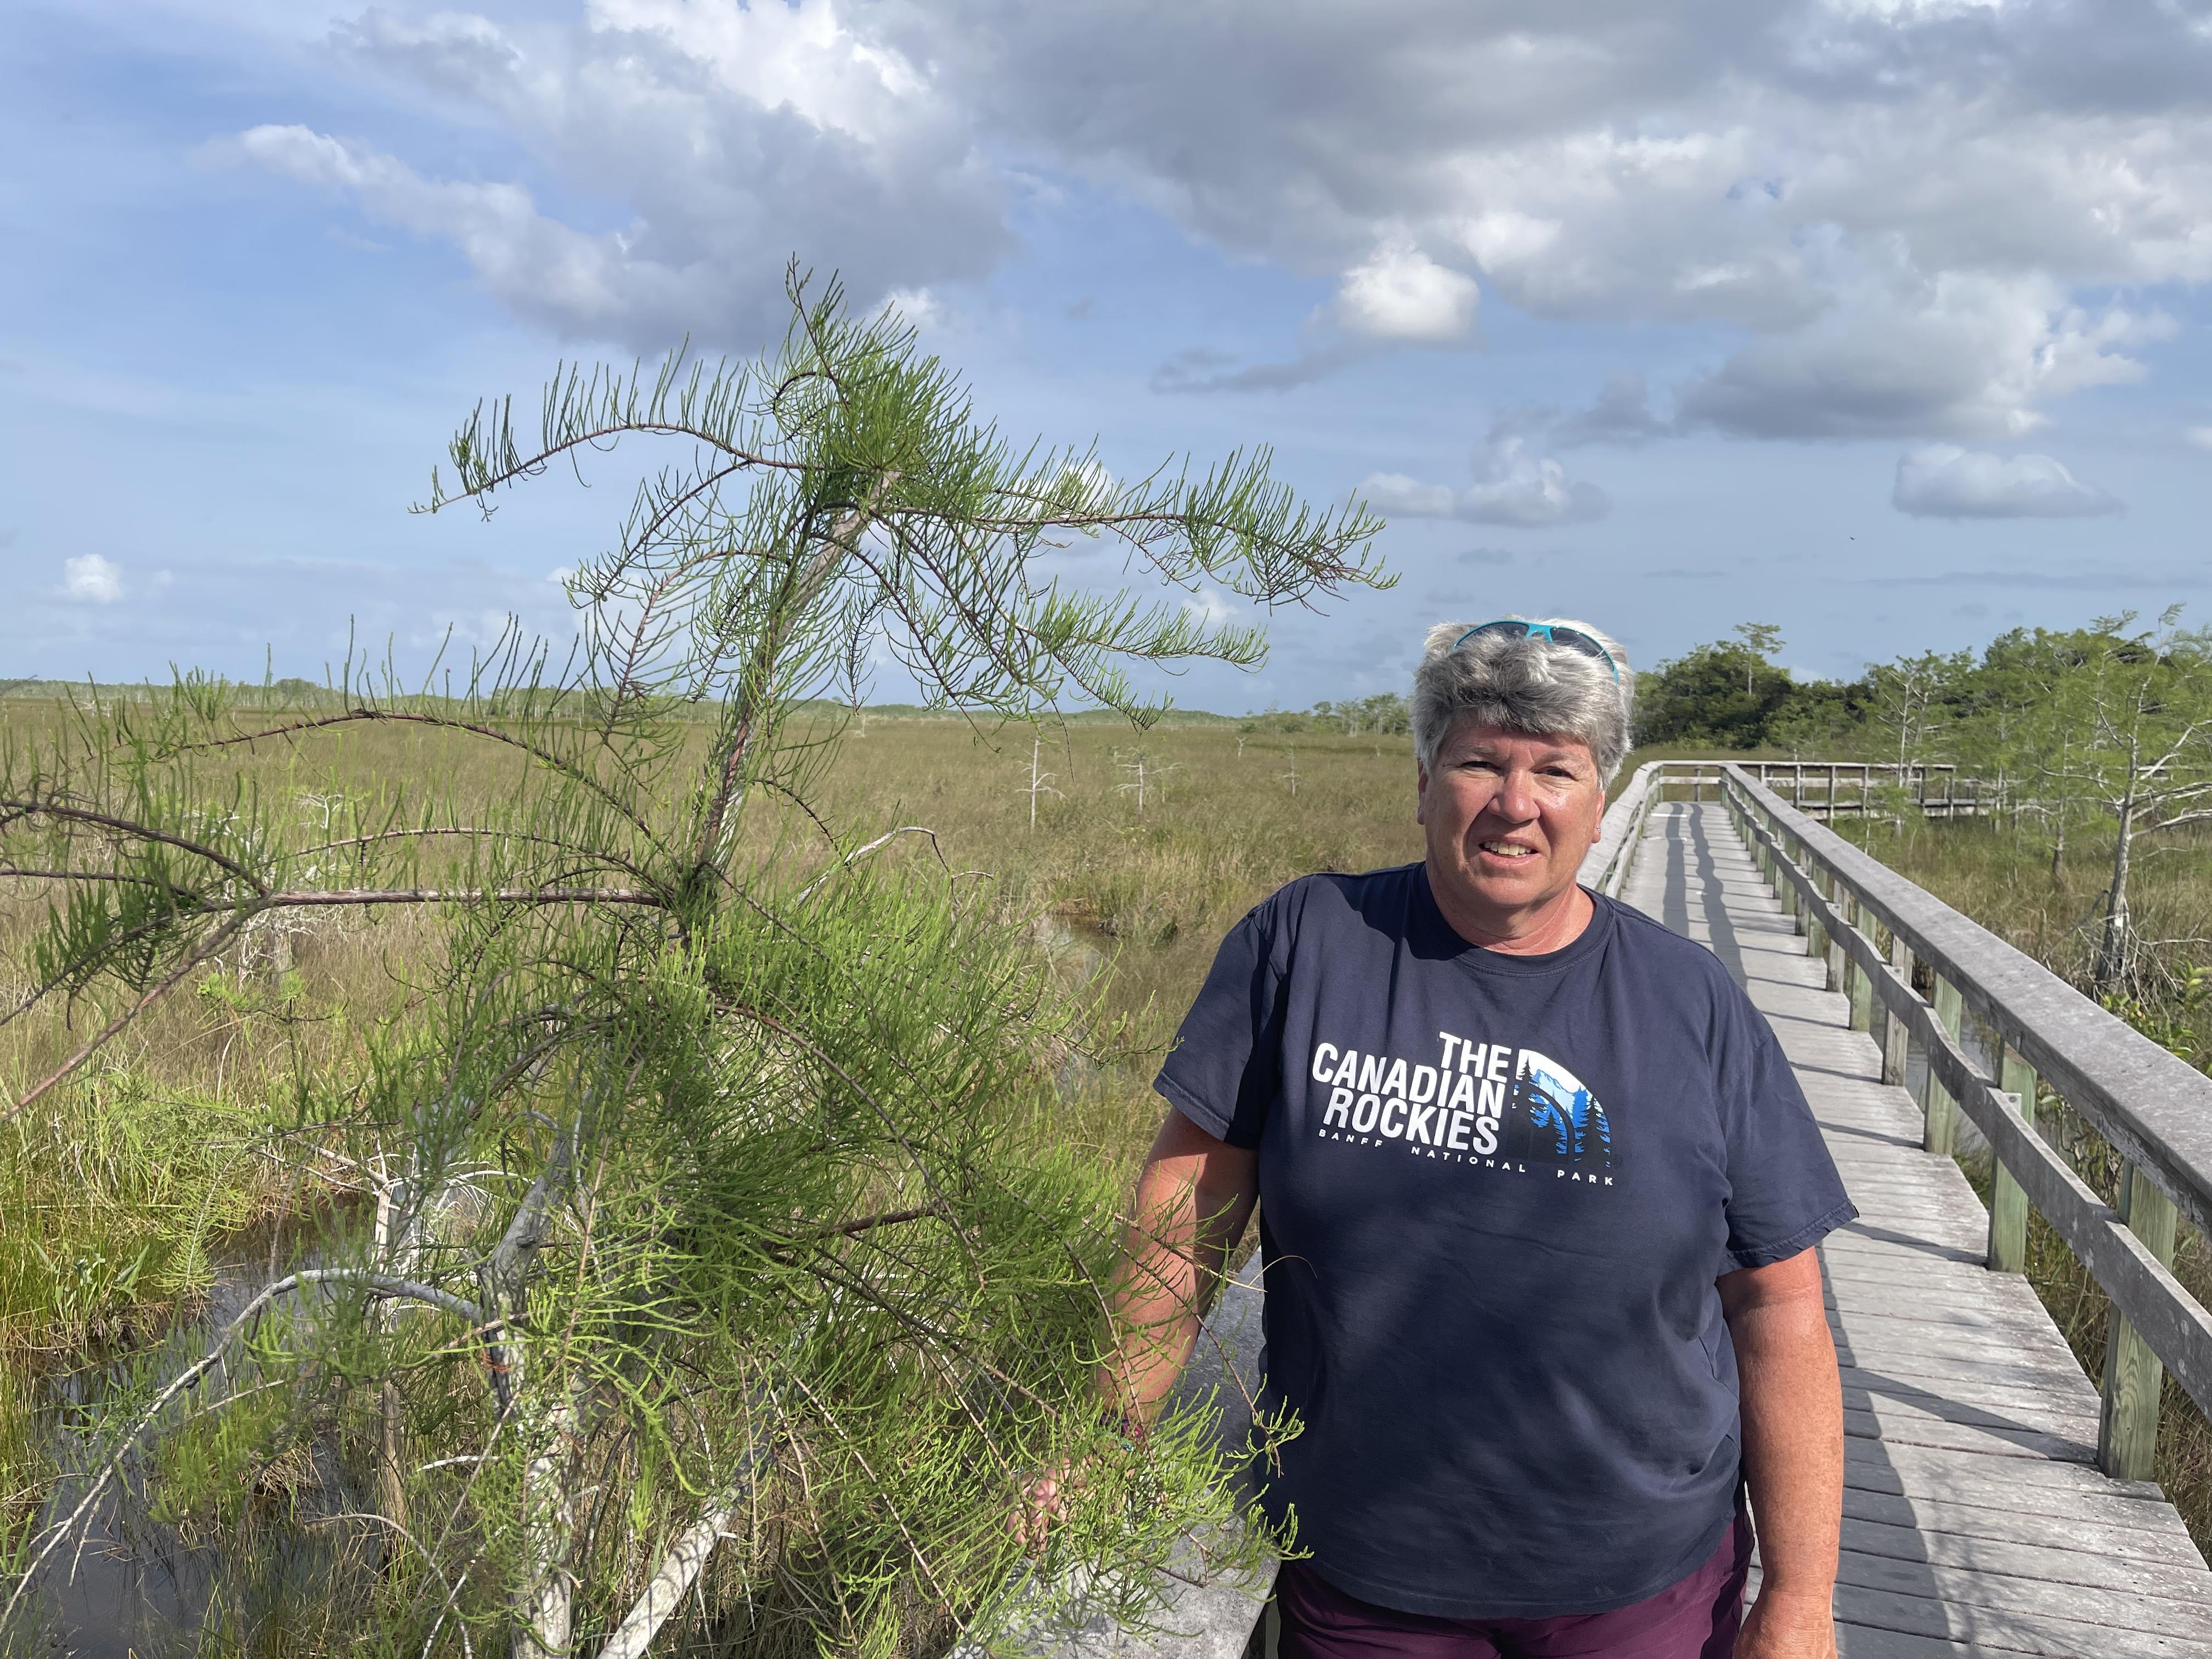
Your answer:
[2096,789,2137,994]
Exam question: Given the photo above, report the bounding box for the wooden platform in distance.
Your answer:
[1625,802,2212,1658]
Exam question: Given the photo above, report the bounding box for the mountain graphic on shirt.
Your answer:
[1511,1048,1615,1172]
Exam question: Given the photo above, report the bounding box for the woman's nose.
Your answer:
[1489,772,1539,820]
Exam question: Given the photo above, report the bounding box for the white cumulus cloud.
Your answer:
[208,0,2212,436]
[63,554,124,603]
[1891,446,2122,518]
[218,0,1007,347]
[1328,235,1479,342]
[1361,437,1610,527]
[920,0,2212,430]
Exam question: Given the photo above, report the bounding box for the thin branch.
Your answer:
[440,422,814,504]
[258,887,669,910]
[173,710,662,848]
[793,827,944,904]
[0,799,265,892]
[0,867,177,889]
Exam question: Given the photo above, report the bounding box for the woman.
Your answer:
[1065,619,1853,1659]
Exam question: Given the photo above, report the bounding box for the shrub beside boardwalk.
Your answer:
[0,703,1422,1657]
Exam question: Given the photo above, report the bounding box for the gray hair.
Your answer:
[1411,617,1635,783]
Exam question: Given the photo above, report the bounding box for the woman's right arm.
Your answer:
[1097,1105,1262,1431]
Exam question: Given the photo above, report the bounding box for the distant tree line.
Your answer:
[1243,692,1411,737]
[1641,611,2212,997]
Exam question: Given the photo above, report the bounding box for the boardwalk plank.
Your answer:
[1841,1489,2211,1570]
[1754,1573,2212,1656]
[1838,1515,2212,1603]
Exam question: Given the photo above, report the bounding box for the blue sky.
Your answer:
[5,0,2210,711]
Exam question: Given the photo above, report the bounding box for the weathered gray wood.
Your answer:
[1839,1364,2102,1426]
[1843,1406,2091,1464]
[1840,1514,2212,1602]
[1883,935,1915,1087]
[1759,1565,2212,1656]
[1725,788,2212,1425]
[1724,769,2212,1263]
[1831,1625,2068,1659]
[1988,1048,2036,1276]
[1922,976,1964,1158]
[1837,1365,2103,1429]
[2103,1162,2183,1482]
[1821,1580,2209,1658]
[1831,1550,2212,1641]
[1841,1435,2170,1504]
[1624,794,2211,1655]
[1842,1488,2212,1570]
[1849,911,1878,1034]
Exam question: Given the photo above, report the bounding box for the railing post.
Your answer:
[1920,975,1963,1158]
[1881,934,1912,1086]
[1988,1044,2038,1274]
[1846,911,1875,1032]
[2099,1163,2180,1482]
[1823,883,1847,994]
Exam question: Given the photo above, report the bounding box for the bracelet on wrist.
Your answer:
[1099,1406,1149,1451]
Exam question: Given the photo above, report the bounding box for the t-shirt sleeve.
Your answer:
[1152,894,1288,1149]
[1712,979,1858,1271]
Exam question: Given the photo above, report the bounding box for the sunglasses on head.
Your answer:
[1451,620,1620,684]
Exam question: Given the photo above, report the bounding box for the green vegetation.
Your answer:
[0,273,1392,1659]
[0,709,1428,1657]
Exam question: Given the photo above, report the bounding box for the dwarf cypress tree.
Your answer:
[0,270,1387,1657]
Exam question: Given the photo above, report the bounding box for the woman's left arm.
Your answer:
[1719,1245,1842,1659]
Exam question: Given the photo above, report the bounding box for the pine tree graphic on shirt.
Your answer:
[1513,1049,1615,1173]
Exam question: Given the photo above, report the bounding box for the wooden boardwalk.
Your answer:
[1626,803,2212,1658]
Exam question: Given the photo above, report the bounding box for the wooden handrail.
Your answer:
[1579,760,1666,896]
[1709,763,2212,1480]
[1720,766,2212,1240]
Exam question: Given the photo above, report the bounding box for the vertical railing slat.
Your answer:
[2100,1164,2180,1482]
[1882,935,1913,1087]
[1988,1045,2038,1274]
[1921,976,1963,1158]
[1846,896,1876,1034]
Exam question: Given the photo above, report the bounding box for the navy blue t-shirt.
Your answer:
[1154,864,1854,1619]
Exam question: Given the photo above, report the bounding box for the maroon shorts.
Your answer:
[1272,1511,1753,1659]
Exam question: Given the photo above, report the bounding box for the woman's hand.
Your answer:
[1735,1584,1838,1658]
[1010,1457,1084,1551]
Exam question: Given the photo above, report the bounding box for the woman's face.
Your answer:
[1417,721,1607,940]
